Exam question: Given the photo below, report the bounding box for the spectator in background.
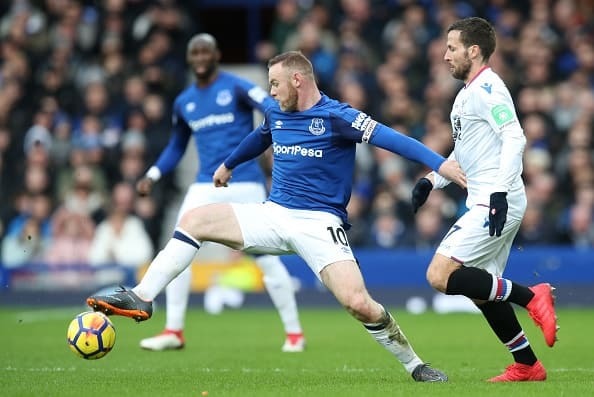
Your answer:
[58,163,106,220]
[120,75,148,115]
[0,126,13,227]
[142,93,171,164]
[283,16,338,94]
[564,203,594,249]
[0,0,591,264]
[135,29,186,97]
[89,181,153,268]
[557,183,594,247]
[43,205,95,266]
[255,0,302,64]
[1,193,53,268]
[335,0,389,58]
[367,187,407,248]
[134,191,161,249]
[514,203,556,246]
[73,81,123,150]
[118,129,148,184]
[345,188,371,247]
[402,206,449,251]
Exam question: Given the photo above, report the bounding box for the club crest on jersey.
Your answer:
[185,102,196,112]
[309,118,325,135]
[216,90,232,106]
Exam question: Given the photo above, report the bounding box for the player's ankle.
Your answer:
[164,329,184,338]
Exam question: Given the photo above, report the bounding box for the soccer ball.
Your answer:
[67,311,116,359]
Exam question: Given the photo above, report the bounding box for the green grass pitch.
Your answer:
[1,306,593,397]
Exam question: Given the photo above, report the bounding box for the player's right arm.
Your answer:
[137,98,192,195]
[214,127,271,187]
[217,124,272,186]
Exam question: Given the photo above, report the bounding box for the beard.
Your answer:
[193,62,216,81]
[279,87,298,112]
[451,53,472,81]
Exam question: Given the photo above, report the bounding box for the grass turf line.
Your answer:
[1,307,593,397]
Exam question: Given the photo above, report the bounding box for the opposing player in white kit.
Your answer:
[135,34,305,352]
[87,50,467,382]
[411,17,558,382]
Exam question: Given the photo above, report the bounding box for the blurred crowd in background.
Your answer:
[0,0,593,270]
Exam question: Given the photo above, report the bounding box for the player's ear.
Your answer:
[292,72,301,88]
[469,44,480,61]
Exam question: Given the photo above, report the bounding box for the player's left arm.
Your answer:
[480,84,526,236]
[483,88,526,193]
[426,151,457,189]
[336,109,466,188]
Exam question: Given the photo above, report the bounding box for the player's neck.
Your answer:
[195,70,219,88]
[464,64,489,87]
[297,88,322,111]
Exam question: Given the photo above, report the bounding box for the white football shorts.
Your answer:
[231,201,356,277]
[436,204,522,277]
[176,182,266,224]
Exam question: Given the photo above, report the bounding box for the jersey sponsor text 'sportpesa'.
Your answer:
[262,95,379,226]
[155,71,275,183]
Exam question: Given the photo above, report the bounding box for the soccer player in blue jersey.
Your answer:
[134,34,305,352]
[88,50,466,382]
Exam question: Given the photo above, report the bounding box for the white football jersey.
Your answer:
[434,67,527,218]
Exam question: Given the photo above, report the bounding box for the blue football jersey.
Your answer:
[154,71,276,183]
[225,94,446,227]
[263,95,359,224]
[225,93,446,226]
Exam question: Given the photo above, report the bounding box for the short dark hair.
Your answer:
[268,51,314,78]
[447,17,496,62]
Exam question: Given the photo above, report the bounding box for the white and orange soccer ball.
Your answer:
[67,311,116,359]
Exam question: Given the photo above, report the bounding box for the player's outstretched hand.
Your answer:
[489,192,508,237]
[213,163,232,187]
[437,160,466,188]
[411,178,433,213]
[136,177,153,196]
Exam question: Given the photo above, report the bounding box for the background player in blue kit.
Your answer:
[88,50,466,382]
[135,34,305,352]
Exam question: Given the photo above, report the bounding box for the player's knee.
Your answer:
[178,207,208,238]
[343,292,374,322]
[178,209,197,231]
[426,264,447,292]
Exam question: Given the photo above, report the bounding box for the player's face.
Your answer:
[186,42,219,81]
[268,63,298,112]
[444,30,472,82]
